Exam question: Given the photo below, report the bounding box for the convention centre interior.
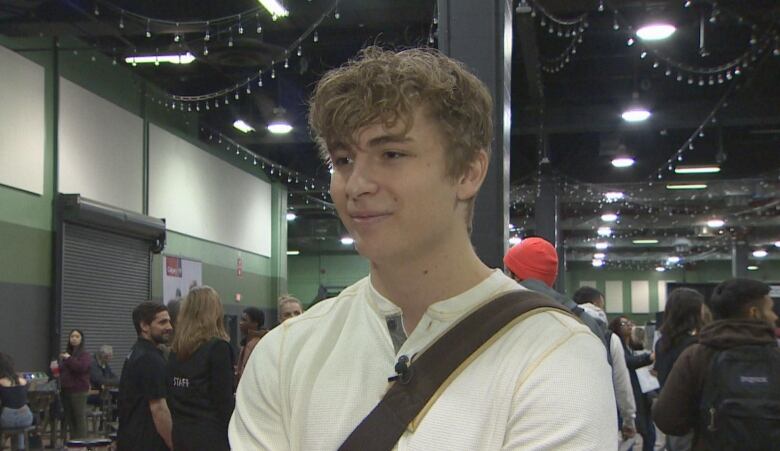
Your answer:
[0,0,779,449]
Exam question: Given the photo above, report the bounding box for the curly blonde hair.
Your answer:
[308,46,493,179]
[171,286,229,361]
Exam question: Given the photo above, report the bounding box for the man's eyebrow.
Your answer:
[367,134,412,147]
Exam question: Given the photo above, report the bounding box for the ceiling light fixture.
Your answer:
[257,0,289,19]
[706,219,725,228]
[612,157,635,168]
[232,119,255,133]
[509,236,522,246]
[667,256,680,264]
[636,23,676,41]
[267,107,293,134]
[340,236,355,245]
[605,191,625,201]
[752,249,768,258]
[621,108,651,122]
[674,165,721,174]
[286,250,300,256]
[633,239,659,244]
[125,52,195,65]
[595,242,609,250]
[597,227,612,237]
[666,183,707,190]
[285,212,296,221]
[601,213,618,222]
[592,259,604,268]
[747,265,759,271]
[655,266,666,272]
[594,253,606,259]
[775,241,780,248]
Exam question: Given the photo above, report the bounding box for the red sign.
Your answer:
[166,256,182,277]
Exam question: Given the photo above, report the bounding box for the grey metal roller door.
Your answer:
[60,223,150,373]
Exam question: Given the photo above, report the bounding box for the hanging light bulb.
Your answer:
[313,31,319,43]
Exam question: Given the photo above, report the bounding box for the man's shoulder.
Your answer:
[127,341,165,369]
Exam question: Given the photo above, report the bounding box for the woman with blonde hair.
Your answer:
[167,286,234,451]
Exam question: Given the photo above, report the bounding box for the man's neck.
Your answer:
[370,241,492,334]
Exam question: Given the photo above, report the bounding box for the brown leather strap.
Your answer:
[338,289,571,451]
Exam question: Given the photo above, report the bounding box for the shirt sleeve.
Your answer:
[209,340,236,428]
[229,330,288,451]
[138,353,167,401]
[610,334,637,425]
[653,345,699,435]
[503,330,618,450]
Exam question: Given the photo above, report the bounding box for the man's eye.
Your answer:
[383,151,405,159]
[332,156,352,166]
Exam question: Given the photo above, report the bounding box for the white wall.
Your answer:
[148,124,272,256]
[58,77,143,212]
[0,44,45,195]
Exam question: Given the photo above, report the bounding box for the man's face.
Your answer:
[328,107,479,264]
[279,302,303,323]
[752,295,779,327]
[595,295,606,310]
[142,311,173,345]
[239,313,258,335]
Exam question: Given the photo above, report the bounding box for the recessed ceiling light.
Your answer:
[286,250,300,256]
[633,239,659,244]
[774,241,780,248]
[597,227,612,237]
[674,165,721,174]
[612,157,635,168]
[594,252,606,259]
[592,259,604,267]
[666,183,707,190]
[621,108,651,122]
[601,213,618,222]
[509,223,516,231]
[605,191,625,201]
[667,256,680,264]
[747,265,759,271]
[707,219,725,228]
[267,107,293,134]
[509,236,522,245]
[285,212,296,221]
[655,266,666,272]
[595,242,609,250]
[636,23,676,41]
[752,249,768,258]
[340,236,355,245]
[233,119,255,133]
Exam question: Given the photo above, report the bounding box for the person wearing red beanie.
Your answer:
[503,237,559,287]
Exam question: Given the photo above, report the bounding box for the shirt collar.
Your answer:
[367,269,515,319]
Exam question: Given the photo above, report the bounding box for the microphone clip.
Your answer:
[388,355,413,384]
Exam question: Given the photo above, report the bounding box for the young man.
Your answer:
[653,278,779,451]
[572,287,638,445]
[235,306,268,385]
[230,47,615,450]
[117,302,174,451]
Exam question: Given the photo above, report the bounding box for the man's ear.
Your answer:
[456,149,489,201]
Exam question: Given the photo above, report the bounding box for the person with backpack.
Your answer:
[653,278,780,451]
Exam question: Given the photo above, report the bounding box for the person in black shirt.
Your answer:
[117,302,174,451]
[168,286,234,451]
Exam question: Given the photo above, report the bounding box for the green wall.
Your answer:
[0,36,287,369]
[287,253,369,306]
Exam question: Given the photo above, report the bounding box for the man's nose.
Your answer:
[344,158,379,199]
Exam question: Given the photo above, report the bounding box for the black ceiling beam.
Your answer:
[514,10,543,101]
[513,99,780,134]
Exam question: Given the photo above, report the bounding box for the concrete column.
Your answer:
[438,0,512,269]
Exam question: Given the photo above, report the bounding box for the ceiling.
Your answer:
[2,0,779,269]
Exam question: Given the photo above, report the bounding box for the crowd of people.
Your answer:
[2,46,779,451]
